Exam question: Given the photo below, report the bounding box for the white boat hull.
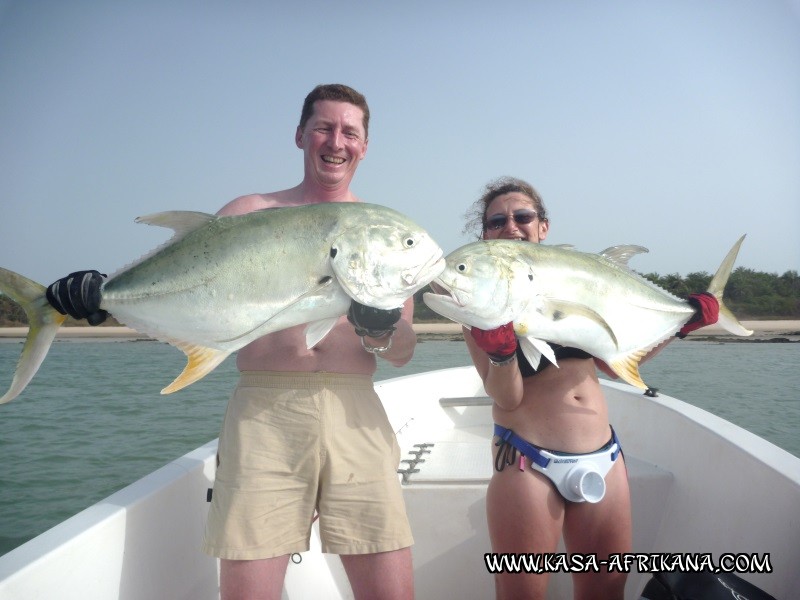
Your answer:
[0,367,797,599]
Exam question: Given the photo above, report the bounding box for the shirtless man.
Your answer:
[45,84,416,600]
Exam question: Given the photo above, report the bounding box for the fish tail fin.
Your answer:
[705,235,753,337]
[161,342,230,394]
[0,267,66,404]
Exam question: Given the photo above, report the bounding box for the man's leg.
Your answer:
[340,547,414,600]
[220,555,291,600]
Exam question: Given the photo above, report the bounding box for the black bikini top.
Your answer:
[515,343,592,377]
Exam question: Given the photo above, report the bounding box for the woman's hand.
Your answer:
[470,323,517,364]
[677,292,719,338]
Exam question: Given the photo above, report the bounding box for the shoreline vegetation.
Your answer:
[1,321,799,343]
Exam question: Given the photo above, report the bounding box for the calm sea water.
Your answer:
[1,338,798,557]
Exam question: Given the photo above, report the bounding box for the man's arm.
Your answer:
[349,297,416,367]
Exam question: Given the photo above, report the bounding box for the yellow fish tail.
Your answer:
[0,267,66,404]
[706,236,753,337]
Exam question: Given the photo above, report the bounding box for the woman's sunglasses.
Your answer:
[485,209,538,231]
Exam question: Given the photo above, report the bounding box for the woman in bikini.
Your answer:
[462,177,718,599]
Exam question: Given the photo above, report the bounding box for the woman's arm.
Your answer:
[463,326,524,411]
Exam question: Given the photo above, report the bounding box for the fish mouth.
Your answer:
[428,280,449,295]
[402,249,445,287]
[422,281,472,328]
[426,278,466,308]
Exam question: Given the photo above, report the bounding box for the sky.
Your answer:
[1,0,798,286]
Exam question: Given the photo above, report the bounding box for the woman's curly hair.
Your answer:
[463,176,549,239]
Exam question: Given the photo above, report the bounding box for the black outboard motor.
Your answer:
[640,572,777,600]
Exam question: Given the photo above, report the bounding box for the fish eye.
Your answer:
[457,263,467,272]
[404,237,415,247]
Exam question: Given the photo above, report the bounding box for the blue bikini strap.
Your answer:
[494,424,551,469]
[494,424,621,468]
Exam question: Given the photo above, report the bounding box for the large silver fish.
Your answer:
[423,236,752,389]
[1,202,445,403]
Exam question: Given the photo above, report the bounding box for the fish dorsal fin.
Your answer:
[608,349,648,389]
[551,244,576,250]
[518,336,558,370]
[598,245,649,268]
[541,298,620,349]
[305,317,340,349]
[109,212,219,280]
[135,211,217,238]
[161,342,231,394]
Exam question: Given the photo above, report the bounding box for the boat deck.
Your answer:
[1,367,797,599]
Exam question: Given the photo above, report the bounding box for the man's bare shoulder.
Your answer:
[216,189,301,216]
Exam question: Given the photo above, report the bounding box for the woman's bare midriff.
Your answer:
[492,358,612,453]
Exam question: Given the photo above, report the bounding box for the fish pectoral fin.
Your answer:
[305,318,340,349]
[609,350,648,390]
[216,280,340,345]
[543,299,619,349]
[518,337,557,370]
[162,343,230,395]
[259,278,340,339]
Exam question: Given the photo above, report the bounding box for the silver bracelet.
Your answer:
[489,354,516,367]
[361,333,393,354]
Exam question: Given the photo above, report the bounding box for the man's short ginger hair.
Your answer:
[299,84,370,138]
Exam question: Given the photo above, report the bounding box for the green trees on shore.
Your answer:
[640,268,800,319]
[1,267,798,327]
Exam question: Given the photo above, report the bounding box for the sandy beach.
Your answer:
[1,321,798,341]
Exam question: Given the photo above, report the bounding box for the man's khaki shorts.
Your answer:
[203,371,413,560]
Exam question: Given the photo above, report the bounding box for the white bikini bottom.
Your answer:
[494,424,622,503]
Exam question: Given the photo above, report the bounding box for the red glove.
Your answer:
[677,292,719,338]
[470,323,518,362]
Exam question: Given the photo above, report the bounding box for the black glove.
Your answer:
[347,301,402,338]
[46,270,108,325]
